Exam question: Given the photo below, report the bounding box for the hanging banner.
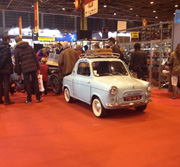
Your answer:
[34,1,39,34]
[174,9,180,24]
[19,16,22,38]
[142,18,147,26]
[75,0,79,9]
[84,0,98,17]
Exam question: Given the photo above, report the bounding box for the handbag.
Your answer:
[37,74,45,92]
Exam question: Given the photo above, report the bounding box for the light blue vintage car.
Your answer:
[63,51,151,118]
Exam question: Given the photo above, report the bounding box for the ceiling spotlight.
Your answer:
[104,5,107,8]
[175,5,178,8]
[114,13,116,15]
[130,8,133,10]
[62,8,65,10]
[136,15,138,17]
[155,16,158,19]
[150,2,154,4]
[153,10,156,13]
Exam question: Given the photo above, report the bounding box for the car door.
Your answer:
[73,62,91,103]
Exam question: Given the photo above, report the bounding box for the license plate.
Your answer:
[124,95,142,101]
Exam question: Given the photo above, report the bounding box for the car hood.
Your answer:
[93,76,148,90]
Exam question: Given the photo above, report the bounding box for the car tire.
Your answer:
[135,105,147,112]
[50,74,62,95]
[92,98,107,118]
[64,88,73,103]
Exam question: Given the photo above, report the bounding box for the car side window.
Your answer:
[77,62,90,76]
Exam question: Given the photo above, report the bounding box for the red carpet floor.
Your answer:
[0,89,180,167]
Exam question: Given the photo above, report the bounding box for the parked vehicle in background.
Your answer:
[46,53,62,95]
[10,53,63,95]
[63,49,152,118]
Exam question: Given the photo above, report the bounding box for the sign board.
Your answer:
[174,9,180,24]
[131,32,139,38]
[84,0,98,17]
[117,21,127,31]
[38,37,55,41]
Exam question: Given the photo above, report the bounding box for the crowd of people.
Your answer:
[0,35,180,105]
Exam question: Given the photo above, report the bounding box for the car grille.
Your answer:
[123,91,143,102]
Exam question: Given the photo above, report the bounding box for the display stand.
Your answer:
[118,21,173,89]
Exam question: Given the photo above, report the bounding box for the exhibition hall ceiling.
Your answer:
[0,0,180,22]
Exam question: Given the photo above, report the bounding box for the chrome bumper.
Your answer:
[106,99,152,108]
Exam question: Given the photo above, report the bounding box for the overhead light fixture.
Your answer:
[174,13,176,15]
[136,15,138,17]
[153,10,156,13]
[175,5,178,8]
[114,13,116,15]
[130,8,133,10]
[104,5,107,8]
[155,16,158,19]
[150,2,154,4]
[62,8,65,10]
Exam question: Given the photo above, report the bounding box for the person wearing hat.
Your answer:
[14,36,42,104]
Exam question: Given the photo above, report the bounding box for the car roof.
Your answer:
[79,49,121,63]
[79,57,122,63]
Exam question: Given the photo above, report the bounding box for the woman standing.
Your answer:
[169,43,180,99]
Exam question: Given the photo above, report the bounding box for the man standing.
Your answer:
[55,43,63,54]
[129,43,147,80]
[0,35,14,105]
[58,41,79,76]
[108,37,124,61]
[14,36,42,104]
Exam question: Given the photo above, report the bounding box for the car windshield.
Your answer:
[46,53,59,66]
[92,61,128,77]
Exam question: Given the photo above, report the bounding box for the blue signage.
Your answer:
[55,33,77,42]
[174,9,180,24]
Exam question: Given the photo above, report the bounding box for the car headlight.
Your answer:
[146,84,152,92]
[109,86,118,95]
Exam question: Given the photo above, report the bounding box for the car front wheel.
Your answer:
[64,88,73,103]
[135,105,147,112]
[92,98,107,118]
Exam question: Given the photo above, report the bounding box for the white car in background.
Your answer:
[63,50,151,118]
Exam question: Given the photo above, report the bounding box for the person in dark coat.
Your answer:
[129,43,147,80]
[108,37,124,61]
[55,43,63,54]
[14,36,42,104]
[0,35,14,105]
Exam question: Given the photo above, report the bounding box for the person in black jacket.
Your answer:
[108,37,124,61]
[14,36,42,104]
[0,35,14,105]
[129,43,147,80]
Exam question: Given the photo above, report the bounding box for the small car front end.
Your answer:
[91,75,151,111]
